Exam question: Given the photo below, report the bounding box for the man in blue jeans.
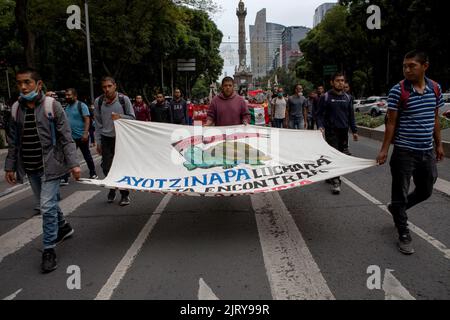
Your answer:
[377,50,445,255]
[5,68,81,273]
[60,88,98,185]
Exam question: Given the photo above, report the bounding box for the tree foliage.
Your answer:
[298,0,450,97]
[0,0,223,101]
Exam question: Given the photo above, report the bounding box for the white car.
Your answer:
[440,93,450,116]
[355,96,388,117]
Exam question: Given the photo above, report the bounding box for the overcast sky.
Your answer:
[210,0,337,79]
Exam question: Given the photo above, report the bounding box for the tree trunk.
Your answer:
[15,0,35,68]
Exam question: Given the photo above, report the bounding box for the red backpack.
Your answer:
[385,78,441,124]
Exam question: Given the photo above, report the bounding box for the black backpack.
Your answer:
[96,94,128,115]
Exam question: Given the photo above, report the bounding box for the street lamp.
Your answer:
[84,0,95,105]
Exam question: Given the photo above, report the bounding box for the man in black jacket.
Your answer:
[316,73,359,195]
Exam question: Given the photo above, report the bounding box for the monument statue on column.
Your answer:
[234,0,253,91]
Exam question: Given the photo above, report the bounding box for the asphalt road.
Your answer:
[0,136,449,301]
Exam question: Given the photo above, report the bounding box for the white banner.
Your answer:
[82,120,376,197]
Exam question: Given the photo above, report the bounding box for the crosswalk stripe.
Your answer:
[251,192,335,300]
[95,194,172,300]
[0,155,101,204]
[0,191,100,263]
[342,177,450,260]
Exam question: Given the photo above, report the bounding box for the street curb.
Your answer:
[357,126,450,158]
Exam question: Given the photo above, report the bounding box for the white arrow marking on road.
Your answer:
[0,191,100,263]
[2,289,23,300]
[383,269,415,300]
[95,194,173,300]
[342,177,450,260]
[198,278,220,300]
[251,192,335,300]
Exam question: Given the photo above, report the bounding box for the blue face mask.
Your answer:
[20,88,39,101]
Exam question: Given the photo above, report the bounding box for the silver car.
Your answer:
[441,93,450,116]
[355,96,388,117]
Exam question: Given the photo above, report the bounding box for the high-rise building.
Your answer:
[250,9,285,80]
[313,3,337,27]
[281,26,310,69]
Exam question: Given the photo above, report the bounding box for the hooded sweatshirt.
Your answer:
[207,93,250,126]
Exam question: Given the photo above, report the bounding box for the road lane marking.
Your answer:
[251,192,335,300]
[0,191,100,263]
[198,278,220,300]
[95,194,173,300]
[435,178,450,197]
[2,289,23,300]
[342,177,450,260]
[383,270,415,300]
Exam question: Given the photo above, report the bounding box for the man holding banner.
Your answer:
[206,77,250,127]
[317,73,358,195]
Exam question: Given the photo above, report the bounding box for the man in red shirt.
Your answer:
[206,77,250,126]
[133,95,150,122]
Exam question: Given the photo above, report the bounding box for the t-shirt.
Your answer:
[287,95,307,118]
[272,97,287,120]
[22,107,43,174]
[65,101,90,139]
[388,80,444,151]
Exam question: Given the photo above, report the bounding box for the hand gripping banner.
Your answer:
[82,120,376,197]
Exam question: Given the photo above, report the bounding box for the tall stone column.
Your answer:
[236,0,247,68]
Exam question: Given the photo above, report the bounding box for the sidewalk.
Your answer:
[357,125,450,158]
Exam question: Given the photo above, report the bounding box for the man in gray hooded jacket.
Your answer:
[4,68,81,273]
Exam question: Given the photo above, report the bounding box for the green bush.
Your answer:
[355,113,385,128]
[439,116,450,130]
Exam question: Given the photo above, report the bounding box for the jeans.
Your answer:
[89,127,95,144]
[273,119,284,128]
[101,135,129,197]
[75,138,97,177]
[307,116,316,130]
[325,128,351,186]
[389,147,437,234]
[28,172,65,249]
[289,116,304,130]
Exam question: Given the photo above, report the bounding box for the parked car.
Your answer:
[354,96,388,117]
[440,93,450,116]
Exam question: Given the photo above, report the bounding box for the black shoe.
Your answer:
[55,223,74,245]
[119,196,131,207]
[60,179,69,186]
[398,233,415,255]
[107,190,117,203]
[89,174,99,180]
[41,248,57,274]
[331,183,341,195]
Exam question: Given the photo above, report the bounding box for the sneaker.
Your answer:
[107,190,117,203]
[55,223,74,245]
[89,174,99,180]
[398,233,415,255]
[119,196,131,207]
[331,183,341,195]
[41,248,57,274]
[60,179,69,186]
